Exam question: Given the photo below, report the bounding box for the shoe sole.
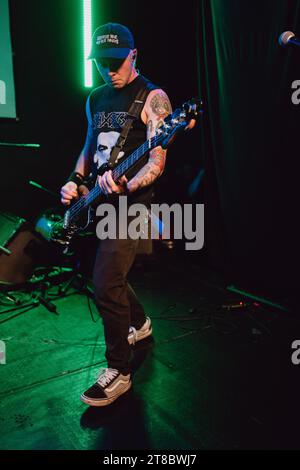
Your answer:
[128,327,153,345]
[80,381,132,407]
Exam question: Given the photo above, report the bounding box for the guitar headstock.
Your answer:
[155,98,203,149]
[181,98,203,120]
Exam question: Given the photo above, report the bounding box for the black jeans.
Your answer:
[92,235,147,375]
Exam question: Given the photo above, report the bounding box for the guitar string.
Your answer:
[68,137,157,218]
[66,107,186,222]
[67,134,162,221]
[68,141,151,217]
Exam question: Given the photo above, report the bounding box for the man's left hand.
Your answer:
[97,170,128,196]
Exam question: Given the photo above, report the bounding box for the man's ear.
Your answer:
[131,49,137,62]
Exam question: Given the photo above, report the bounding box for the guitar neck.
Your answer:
[112,135,160,181]
[62,99,202,226]
[69,134,162,217]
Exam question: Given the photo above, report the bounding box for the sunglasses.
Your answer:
[95,57,126,71]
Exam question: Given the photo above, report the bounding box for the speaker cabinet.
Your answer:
[0,212,44,285]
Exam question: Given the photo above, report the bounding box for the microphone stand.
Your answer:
[28,180,60,199]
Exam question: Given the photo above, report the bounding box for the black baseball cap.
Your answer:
[88,23,135,60]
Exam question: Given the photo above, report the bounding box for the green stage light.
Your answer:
[83,0,92,88]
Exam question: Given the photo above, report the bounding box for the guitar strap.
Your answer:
[107,82,150,169]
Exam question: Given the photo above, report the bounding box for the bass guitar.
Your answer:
[50,98,203,249]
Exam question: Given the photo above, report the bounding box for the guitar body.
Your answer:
[50,165,107,248]
[50,206,94,248]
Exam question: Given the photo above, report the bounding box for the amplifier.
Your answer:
[0,212,44,285]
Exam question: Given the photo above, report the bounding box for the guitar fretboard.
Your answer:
[68,134,162,220]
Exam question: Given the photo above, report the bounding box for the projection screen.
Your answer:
[0,0,16,118]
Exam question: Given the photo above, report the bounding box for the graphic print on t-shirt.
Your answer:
[92,111,127,170]
[94,130,125,170]
[92,111,128,130]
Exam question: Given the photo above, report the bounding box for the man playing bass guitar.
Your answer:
[60,22,172,407]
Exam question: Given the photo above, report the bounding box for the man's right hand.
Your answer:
[60,182,78,206]
[60,182,89,206]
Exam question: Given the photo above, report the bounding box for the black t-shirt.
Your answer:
[87,74,159,205]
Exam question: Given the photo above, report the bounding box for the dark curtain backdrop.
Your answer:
[1,0,299,298]
[0,0,200,218]
[197,0,300,296]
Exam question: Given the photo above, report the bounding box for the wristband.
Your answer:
[68,171,85,187]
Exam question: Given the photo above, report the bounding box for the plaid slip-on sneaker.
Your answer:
[128,317,152,345]
[80,368,131,407]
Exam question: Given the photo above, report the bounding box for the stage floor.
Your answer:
[0,251,299,450]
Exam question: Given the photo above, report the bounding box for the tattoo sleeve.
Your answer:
[150,91,172,122]
[127,162,162,192]
[127,144,166,192]
[127,91,171,193]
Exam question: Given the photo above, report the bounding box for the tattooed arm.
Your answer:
[127,89,172,193]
